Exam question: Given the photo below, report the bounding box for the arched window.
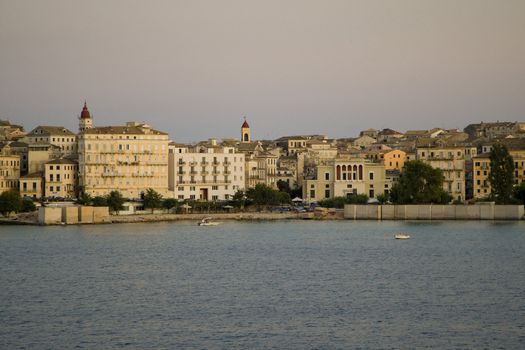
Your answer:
[336,165,341,180]
[243,133,249,141]
[353,165,357,180]
[359,165,363,180]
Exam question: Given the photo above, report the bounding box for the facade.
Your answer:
[0,154,21,194]
[20,172,43,199]
[27,143,62,174]
[168,142,245,200]
[473,149,525,199]
[417,146,477,202]
[44,159,78,198]
[366,149,406,171]
[464,121,525,140]
[25,126,77,157]
[78,122,169,199]
[303,158,389,202]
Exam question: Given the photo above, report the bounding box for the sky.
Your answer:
[1,0,524,142]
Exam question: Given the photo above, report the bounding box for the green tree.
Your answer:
[390,160,452,204]
[21,198,37,212]
[246,184,279,207]
[143,188,163,212]
[277,191,291,204]
[489,143,515,204]
[514,181,525,207]
[277,180,291,193]
[232,189,247,209]
[106,190,125,213]
[162,198,179,210]
[0,190,23,216]
[376,193,389,204]
[92,196,108,207]
[77,191,92,205]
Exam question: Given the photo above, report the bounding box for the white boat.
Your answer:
[198,217,220,226]
[394,233,410,240]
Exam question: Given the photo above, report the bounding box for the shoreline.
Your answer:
[0,211,345,226]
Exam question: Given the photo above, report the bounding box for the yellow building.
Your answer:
[303,158,390,202]
[44,159,78,199]
[25,126,77,157]
[366,149,406,171]
[0,154,21,194]
[20,172,43,199]
[78,122,169,199]
[473,149,525,199]
[417,145,477,202]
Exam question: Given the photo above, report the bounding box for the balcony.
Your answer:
[224,170,231,175]
[224,160,231,166]
[189,161,198,166]
[178,160,186,165]
[190,170,198,175]
[201,160,209,165]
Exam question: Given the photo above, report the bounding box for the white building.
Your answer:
[168,140,245,201]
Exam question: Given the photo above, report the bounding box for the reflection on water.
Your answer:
[1,220,525,349]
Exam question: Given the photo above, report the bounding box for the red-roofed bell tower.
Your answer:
[79,101,93,133]
[241,117,250,143]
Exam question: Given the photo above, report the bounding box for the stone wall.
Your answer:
[38,206,111,225]
[344,204,524,220]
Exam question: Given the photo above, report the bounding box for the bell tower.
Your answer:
[79,101,93,133]
[241,117,250,143]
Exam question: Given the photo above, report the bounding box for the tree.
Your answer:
[489,143,515,204]
[77,191,92,205]
[246,184,279,207]
[21,198,37,212]
[277,180,291,193]
[92,196,108,207]
[389,160,452,204]
[0,190,23,216]
[232,189,247,209]
[277,191,291,204]
[376,193,389,204]
[143,188,163,212]
[106,190,125,213]
[514,181,525,207]
[162,198,179,211]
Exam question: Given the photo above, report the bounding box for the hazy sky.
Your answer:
[1,0,524,142]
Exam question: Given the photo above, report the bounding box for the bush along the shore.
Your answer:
[318,194,369,209]
[0,190,37,216]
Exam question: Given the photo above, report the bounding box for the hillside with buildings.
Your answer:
[1,103,524,204]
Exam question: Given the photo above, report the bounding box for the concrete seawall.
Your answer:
[344,204,524,220]
[38,206,110,225]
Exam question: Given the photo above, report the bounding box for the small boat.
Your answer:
[394,233,410,240]
[198,217,220,226]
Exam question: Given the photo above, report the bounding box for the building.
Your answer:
[0,154,20,194]
[245,151,277,189]
[78,122,169,199]
[366,149,406,171]
[473,147,525,199]
[168,141,245,200]
[464,121,525,140]
[25,126,77,157]
[0,120,25,141]
[20,172,44,199]
[303,158,389,202]
[44,158,78,199]
[416,145,477,202]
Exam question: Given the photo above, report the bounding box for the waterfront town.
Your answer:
[0,102,524,213]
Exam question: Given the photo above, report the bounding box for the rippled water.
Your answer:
[1,220,525,349]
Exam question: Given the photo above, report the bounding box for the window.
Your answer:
[325,189,330,198]
[310,190,315,198]
[212,186,218,190]
[325,173,329,180]
[178,195,184,200]
[369,189,374,198]
[212,195,219,201]
[369,172,374,180]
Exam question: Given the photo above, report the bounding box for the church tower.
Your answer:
[241,117,250,143]
[79,101,93,133]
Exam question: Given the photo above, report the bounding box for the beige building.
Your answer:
[25,126,77,157]
[303,158,390,202]
[44,159,78,199]
[78,122,169,199]
[27,143,62,175]
[417,145,477,202]
[0,154,21,194]
[473,149,525,199]
[168,141,245,201]
[245,151,277,189]
[20,172,44,199]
